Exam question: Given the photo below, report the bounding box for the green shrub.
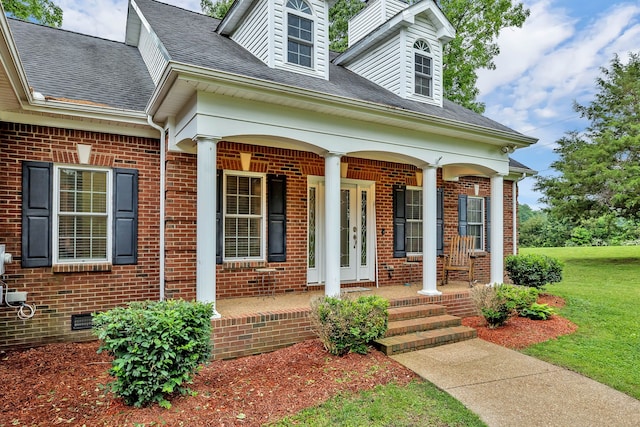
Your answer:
[470,285,513,328]
[310,295,389,356]
[505,254,564,289]
[520,303,555,320]
[93,300,214,408]
[496,284,539,314]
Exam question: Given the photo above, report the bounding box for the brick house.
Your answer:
[0,0,536,351]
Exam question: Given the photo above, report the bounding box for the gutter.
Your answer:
[147,115,166,301]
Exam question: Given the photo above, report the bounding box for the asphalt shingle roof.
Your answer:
[8,18,154,111]
[133,0,522,135]
[6,0,531,145]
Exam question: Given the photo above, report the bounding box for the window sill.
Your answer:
[52,263,112,273]
[222,260,268,271]
[470,252,487,258]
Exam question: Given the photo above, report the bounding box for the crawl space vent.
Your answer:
[71,313,94,331]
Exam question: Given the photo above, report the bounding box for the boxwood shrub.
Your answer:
[505,253,564,289]
[93,299,213,408]
[310,295,389,356]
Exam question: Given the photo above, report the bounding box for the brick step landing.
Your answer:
[374,304,477,356]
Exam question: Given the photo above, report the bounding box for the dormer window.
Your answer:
[287,0,313,68]
[414,40,433,97]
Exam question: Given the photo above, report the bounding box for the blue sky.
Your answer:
[52,0,640,209]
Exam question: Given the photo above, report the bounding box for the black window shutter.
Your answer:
[393,185,406,258]
[216,170,223,264]
[113,168,138,265]
[21,161,52,267]
[267,174,287,262]
[437,188,444,256]
[458,194,468,236]
[485,196,491,252]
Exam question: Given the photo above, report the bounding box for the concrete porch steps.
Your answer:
[374,304,477,356]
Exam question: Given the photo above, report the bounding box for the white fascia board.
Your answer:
[334,0,455,65]
[333,14,410,65]
[148,61,538,148]
[0,7,32,106]
[217,0,255,35]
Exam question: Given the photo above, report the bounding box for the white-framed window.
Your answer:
[405,188,423,254]
[223,171,266,260]
[286,0,313,68]
[414,39,433,97]
[467,196,484,250]
[54,165,111,263]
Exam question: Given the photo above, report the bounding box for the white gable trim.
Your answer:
[334,0,455,66]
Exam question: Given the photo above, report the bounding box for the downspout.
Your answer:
[147,115,166,301]
[513,173,527,255]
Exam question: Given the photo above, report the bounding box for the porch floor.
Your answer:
[216,281,472,317]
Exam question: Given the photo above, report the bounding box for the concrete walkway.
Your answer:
[392,339,640,427]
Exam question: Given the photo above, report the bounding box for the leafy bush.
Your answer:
[310,295,389,356]
[470,285,513,328]
[93,300,214,408]
[505,254,564,289]
[520,303,555,320]
[496,284,539,314]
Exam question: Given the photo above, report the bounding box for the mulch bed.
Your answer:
[0,294,577,426]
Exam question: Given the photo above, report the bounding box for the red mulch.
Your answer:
[462,293,578,350]
[0,294,577,426]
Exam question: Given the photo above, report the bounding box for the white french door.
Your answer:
[307,178,375,285]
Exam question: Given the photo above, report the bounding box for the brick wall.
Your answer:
[0,122,160,351]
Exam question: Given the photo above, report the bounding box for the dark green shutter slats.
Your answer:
[393,185,406,258]
[21,161,53,267]
[485,196,491,252]
[437,188,444,256]
[113,168,138,265]
[267,174,287,262]
[216,170,223,264]
[458,194,467,236]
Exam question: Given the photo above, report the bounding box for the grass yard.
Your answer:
[271,381,486,427]
[521,246,640,399]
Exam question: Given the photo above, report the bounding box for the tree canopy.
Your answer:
[536,53,640,224]
[3,0,63,27]
[203,0,529,114]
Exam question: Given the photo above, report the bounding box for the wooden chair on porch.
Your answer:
[441,235,475,287]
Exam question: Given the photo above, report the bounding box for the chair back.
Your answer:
[447,235,474,267]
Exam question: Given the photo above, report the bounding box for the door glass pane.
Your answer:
[340,189,350,268]
[360,191,367,266]
[308,187,316,268]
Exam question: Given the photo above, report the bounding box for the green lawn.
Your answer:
[521,246,640,399]
[270,380,486,427]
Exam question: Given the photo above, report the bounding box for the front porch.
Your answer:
[211,281,476,360]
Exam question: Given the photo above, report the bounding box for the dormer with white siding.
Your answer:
[334,0,455,108]
[218,0,331,80]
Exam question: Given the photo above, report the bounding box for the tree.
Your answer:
[3,0,63,27]
[201,0,233,19]
[536,53,640,224]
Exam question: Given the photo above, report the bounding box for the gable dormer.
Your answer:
[334,0,455,107]
[218,0,330,80]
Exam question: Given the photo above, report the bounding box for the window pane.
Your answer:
[224,174,263,259]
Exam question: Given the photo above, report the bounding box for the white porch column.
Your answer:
[195,136,221,317]
[324,152,343,297]
[490,174,505,285]
[418,165,441,296]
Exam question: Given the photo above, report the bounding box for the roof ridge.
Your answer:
[7,17,127,45]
